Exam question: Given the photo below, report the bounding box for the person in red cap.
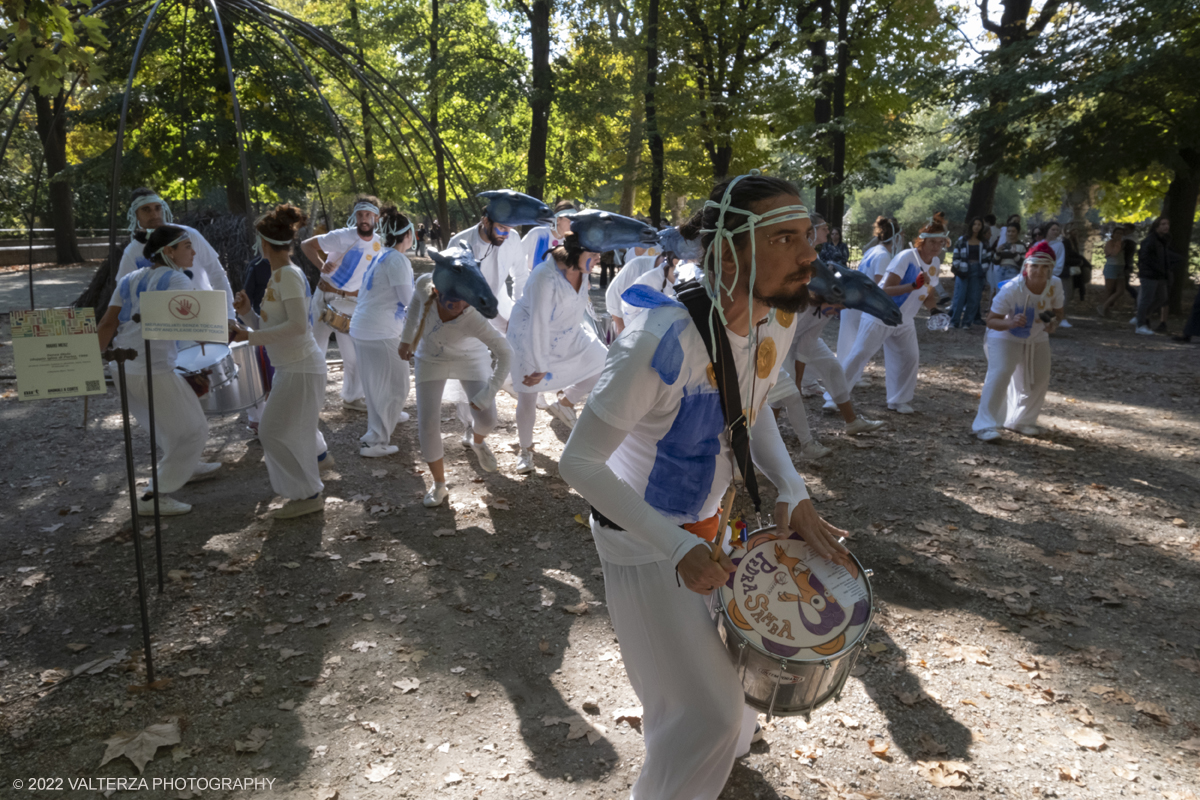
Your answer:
[972,241,1065,441]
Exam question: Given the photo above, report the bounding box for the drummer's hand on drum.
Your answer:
[790,499,852,569]
[398,342,413,361]
[522,372,546,387]
[230,325,250,343]
[233,291,252,317]
[676,543,735,595]
[744,501,791,550]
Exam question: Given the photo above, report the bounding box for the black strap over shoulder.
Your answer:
[675,280,761,514]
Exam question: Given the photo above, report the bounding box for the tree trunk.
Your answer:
[33,91,83,263]
[213,17,248,214]
[645,0,664,227]
[525,0,553,200]
[966,167,1000,221]
[618,99,644,216]
[430,0,450,239]
[348,0,378,193]
[809,0,832,220]
[828,0,850,227]
[1163,147,1200,314]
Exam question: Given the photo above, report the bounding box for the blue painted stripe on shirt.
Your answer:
[622,284,684,310]
[644,389,724,519]
[329,246,366,287]
[893,261,919,307]
[650,317,690,385]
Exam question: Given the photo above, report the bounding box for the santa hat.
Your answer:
[1024,241,1056,268]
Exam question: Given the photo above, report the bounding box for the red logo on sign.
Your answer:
[169,295,201,320]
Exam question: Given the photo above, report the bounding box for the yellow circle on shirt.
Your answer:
[706,363,718,388]
[260,309,269,322]
[775,309,795,328]
[373,241,382,252]
[756,337,776,379]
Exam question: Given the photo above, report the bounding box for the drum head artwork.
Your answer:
[174,343,232,374]
[720,533,871,660]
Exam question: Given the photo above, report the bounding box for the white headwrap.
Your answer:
[253,232,293,257]
[148,230,191,269]
[379,217,413,244]
[127,194,173,233]
[346,202,380,229]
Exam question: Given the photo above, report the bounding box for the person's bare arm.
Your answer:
[97,306,121,352]
[300,237,328,274]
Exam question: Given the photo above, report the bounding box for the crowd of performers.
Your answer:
[95,175,1070,799]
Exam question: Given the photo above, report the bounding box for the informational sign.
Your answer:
[10,307,107,402]
[140,290,227,343]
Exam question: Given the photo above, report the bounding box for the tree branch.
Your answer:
[977,0,1002,35]
[1029,0,1064,36]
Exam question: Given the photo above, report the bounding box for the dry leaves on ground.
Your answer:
[1067,727,1107,750]
[1057,765,1085,785]
[916,760,971,788]
[364,763,396,783]
[393,678,419,694]
[613,707,643,733]
[1136,701,1174,726]
[867,738,890,760]
[234,728,272,753]
[543,714,607,744]
[99,721,181,773]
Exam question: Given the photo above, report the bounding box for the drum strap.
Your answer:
[676,280,761,516]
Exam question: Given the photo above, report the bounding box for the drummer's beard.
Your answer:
[754,277,811,314]
[356,221,374,237]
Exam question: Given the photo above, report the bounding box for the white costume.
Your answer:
[108,267,208,493]
[835,243,892,364]
[522,224,564,273]
[604,255,659,319]
[447,224,528,330]
[401,274,513,463]
[244,264,328,500]
[506,258,608,449]
[559,290,808,800]
[310,226,382,403]
[619,265,677,327]
[117,226,235,319]
[768,306,845,444]
[841,248,940,408]
[973,275,1063,433]
[349,249,414,447]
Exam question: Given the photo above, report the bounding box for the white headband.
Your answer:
[918,231,950,240]
[128,194,174,232]
[152,231,190,269]
[380,219,413,242]
[346,202,380,228]
[554,208,578,218]
[254,232,292,257]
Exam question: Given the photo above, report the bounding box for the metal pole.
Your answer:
[108,347,156,685]
[139,319,166,594]
[27,155,45,310]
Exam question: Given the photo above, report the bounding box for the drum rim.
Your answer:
[174,343,233,374]
[717,531,875,665]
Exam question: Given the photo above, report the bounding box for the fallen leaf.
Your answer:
[364,763,396,783]
[167,570,190,582]
[432,528,455,538]
[264,623,287,636]
[350,641,377,653]
[836,714,859,729]
[916,760,971,788]
[99,722,181,773]
[318,692,341,706]
[277,700,296,711]
[306,617,331,628]
[314,787,338,800]
[1057,765,1084,785]
[562,602,589,615]
[613,707,643,733]
[450,666,466,675]
[1112,765,1139,781]
[1135,701,1174,726]
[66,643,90,653]
[21,572,47,588]
[40,668,70,685]
[536,540,552,550]
[897,555,914,565]
[1178,737,1200,753]
[443,772,463,785]
[868,738,890,760]
[895,689,926,706]
[481,495,511,511]
[1067,727,1107,750]
[917,732,948,755]
[234,727,272,753]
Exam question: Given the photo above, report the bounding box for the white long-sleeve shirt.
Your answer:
[117,226,235,319]
[447,225,528,322]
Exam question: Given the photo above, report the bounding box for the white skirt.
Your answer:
[259,369,327,500]
[120,373,208,495]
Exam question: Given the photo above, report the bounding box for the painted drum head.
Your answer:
[720,533,871,660]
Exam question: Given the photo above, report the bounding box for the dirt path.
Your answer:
[1,287,1198,800]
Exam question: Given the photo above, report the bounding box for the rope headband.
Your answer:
[346,202,380,229]
[149,231,190,269]
[254,231,293,257]
[379,219,414,242]
[128,194,174,232]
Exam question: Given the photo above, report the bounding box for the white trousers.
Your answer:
[798,337,850,406]
[770,392,813,444]
[972,337,1051,432]
[841,317,919,405]
[602,556,757,800]
[121,373,208,494]
[354,337,411,446]
[415,379,499,463]
[311,290,363,402]
[835,308,863,365]
[259,370,327,500]
[515,372,601,449]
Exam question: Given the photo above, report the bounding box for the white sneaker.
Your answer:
[888,403,915,414]
[318,452,337,471]
[137,494,192,516]
[545,399,577,428]
[471,440,498,473]
[461,425,473,447]
[423,483,449,507]
[187,462,222,483]
[1008,424,1047,437]
[360,444,399,458]
[342,398,368,412]
[398,411,410,423]
[273,494,324,519]
[801,381,823,397]
[822,398,839,413]
[1129,316,1138,325]
[1135,325,1156,335]
[977,428,1002,442]
[799,439,832,459]
[536,393,550,410]
[844,417,885,435]
[515,448,535,474]
[1058,319,1072,329]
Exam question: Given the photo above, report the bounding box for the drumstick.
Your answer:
[711,485,737,562]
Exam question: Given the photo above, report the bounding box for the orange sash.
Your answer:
[682,511,722,543]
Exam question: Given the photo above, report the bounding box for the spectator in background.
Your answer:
[1063,223,1091,303]
[810,212,829,247]
[949,216,993,330]
[820,226,850,266]
[986,214,1001,248]
[997,214,1022,245]
[1121,223,1139,305]
[988,221,1025,315]
[1042,222,1073,327]
[1097,225,1127,317]
[416,223,427,257]
[430,220,442,250]
[1135,216,1174,335]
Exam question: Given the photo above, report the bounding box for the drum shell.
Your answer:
[716,533,874,718]
[176,342,266,415]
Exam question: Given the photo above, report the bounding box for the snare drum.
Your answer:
[175,342,266,415]
[716,529,874,719]
[320,303,352,334]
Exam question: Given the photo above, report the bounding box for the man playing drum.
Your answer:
[560,173,851,800]
[300,194,384,412]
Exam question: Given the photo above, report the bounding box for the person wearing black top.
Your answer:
[1135,217,1174,335]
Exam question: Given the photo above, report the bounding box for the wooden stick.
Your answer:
[711,485,737,561]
